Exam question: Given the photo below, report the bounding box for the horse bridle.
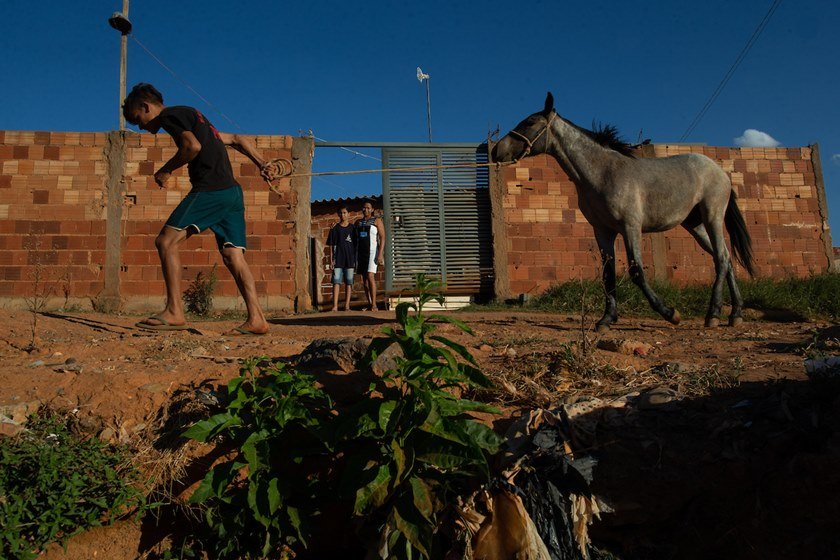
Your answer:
[507,111,556,162]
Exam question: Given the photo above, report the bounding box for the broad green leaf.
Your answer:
[247,478,271,527]
[391,439,407,482]
[189,460,245,503]
[241,430,270,472]
[354,463,393,514]
[378,401,397,432]
[408,477,434,521]
[181,413,238,442]
[394,498,431,558]
[395,302,416,325]
[413,436,483,472]
[436,396,501,416]
[287,505,306,544]
[430,335,478,366]
[452,420,503,453]
[428,314,473,335]
[460,364,493,388]
[267,477,282,514]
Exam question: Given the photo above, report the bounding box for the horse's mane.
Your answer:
[575,120,637,158]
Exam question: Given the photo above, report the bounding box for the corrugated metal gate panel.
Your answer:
[383,147,493,294]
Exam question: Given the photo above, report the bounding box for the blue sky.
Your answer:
[1,1,838,239]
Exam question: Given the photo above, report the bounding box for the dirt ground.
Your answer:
[1,308,839,559]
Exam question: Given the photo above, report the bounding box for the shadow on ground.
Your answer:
[133,328,840,560]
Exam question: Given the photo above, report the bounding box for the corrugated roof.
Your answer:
[311,194,382,205]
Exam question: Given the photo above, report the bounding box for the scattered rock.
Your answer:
[0,419,25,438]
[0,401,41,424]
[98,426,116,442]
[297,337,374,373]
[505,348,518,359]
[139,382,168,394]
[28,360,45,368]
[638,386,681,410]
[597,339,654,357]
[478,344,493,352]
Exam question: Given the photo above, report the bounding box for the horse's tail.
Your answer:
[725,192,756,277]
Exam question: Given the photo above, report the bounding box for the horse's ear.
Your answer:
[543,92,554,114]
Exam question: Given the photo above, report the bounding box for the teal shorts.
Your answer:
[165,185,246,251]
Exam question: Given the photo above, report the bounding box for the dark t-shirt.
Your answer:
[158,106,237,192]
[327,223,357,269]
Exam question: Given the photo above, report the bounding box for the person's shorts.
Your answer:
[165,185,246,251]
[332,267,355,285]
[356,252,378,274]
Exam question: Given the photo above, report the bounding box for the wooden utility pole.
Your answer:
[119,0,130,130]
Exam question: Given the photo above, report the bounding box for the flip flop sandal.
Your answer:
[225,326,267,336]
[135,315,191,331]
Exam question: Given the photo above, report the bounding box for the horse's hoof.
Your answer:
[668,309,681,325]
[705,317,720,328]
[596,323,611,334]
[729,316,744,327]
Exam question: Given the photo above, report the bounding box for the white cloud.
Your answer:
[734,129,781,148]
[831,154,840,166]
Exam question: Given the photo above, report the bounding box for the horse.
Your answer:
[491,92,755,331]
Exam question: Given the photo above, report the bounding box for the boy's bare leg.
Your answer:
[141,226,190,326]
[331,283,340,312]
[367,272,378,311]
[221,246,269,334]
[343,283,352,311]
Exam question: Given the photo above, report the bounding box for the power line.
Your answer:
[131,35,244,132]
[678,0,783,142]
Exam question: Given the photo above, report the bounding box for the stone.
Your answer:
[139,382,168,393]
[0,401,40,424]
[638,386,681,409]
[598,339,654,357]
[296,337,374,373]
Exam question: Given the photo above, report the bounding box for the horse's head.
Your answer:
[491,92,556,162]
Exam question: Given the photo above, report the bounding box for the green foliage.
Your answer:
[0,414,144,560]
[519,272,840,320]
[182,265,218,317]
[181,273,500,559]
[740,273,840,319]
[184,360,334,559]
[347,273,501,558]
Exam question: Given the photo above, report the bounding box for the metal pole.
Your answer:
[118,0,129,130]
[425,78,432,143]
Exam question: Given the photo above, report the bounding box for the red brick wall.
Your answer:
[0,129,307,311]
[311,197,385,310]
[0,131,109,301]
[499,145,833,296]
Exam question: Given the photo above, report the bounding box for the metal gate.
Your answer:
[382,145,493,295]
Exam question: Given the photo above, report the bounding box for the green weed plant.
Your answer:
[181,274,501,559]
[0,414,144,560]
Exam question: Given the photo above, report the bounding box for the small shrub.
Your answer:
[0,413,145,559]
[183,265,218,317]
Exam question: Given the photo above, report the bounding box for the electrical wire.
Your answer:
[678,0,783,142]
[131,35,244,132]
